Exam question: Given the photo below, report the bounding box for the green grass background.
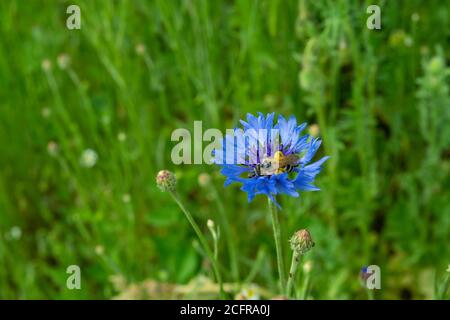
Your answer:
[0,0,449,299]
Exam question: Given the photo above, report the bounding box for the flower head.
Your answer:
[213,113,329,207]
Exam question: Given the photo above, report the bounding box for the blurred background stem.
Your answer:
[209,183,240,283]
[169,192,225,299]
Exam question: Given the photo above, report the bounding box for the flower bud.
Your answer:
[57,53,70,70]
[198,173,211,187]
[47,141,59,156]
[156,170,177,192]
[303,260,313,273]
[428,56,444,75]
[41,59,52,72]
[308,124,320,137]
[289,229,315,255]
[135,43,146,56]
[207,219,215,229]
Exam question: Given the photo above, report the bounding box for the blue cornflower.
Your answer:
[214,113,329,207]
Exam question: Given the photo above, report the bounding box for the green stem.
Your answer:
[367,288,375,300]
[210,184,240,282]
[268,198,286,294]
[301,272,311,300]
[286,251,301,298]
[207,223,219,261]
[437,273,449,299]
[170,192,225,299]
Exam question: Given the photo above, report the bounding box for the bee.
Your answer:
[249,151,300,178]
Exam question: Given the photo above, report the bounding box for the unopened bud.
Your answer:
[156,170,177,192]
[198,173,211,187]
[207,219,214,229]
[271,295,288,300]
[290,229,315,255]
[309,124,320,137]
[303,260,313,273]
[41,59,52,72]
[57,53,71,70]
[135,43,146,56]
[428,56,444,75]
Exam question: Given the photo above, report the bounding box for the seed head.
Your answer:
[156,170,177,192]
[290,229,315,255]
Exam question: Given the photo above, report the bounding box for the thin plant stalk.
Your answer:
[436,272,449,299]
[300,272,311,300]
[207,220,219,261]
[286,251,301,298]
[366,288,375,300]
[210,184,240,282]
[268,198,286,294]
[170,192,225,299]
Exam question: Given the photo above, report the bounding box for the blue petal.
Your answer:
[300,137,322,164]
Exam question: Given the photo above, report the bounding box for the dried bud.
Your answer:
[290,229,315,255]
[156,170,177,192]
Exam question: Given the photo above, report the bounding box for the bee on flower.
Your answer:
[213,113,329,207]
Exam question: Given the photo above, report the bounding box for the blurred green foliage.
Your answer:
[0,0,449,299]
